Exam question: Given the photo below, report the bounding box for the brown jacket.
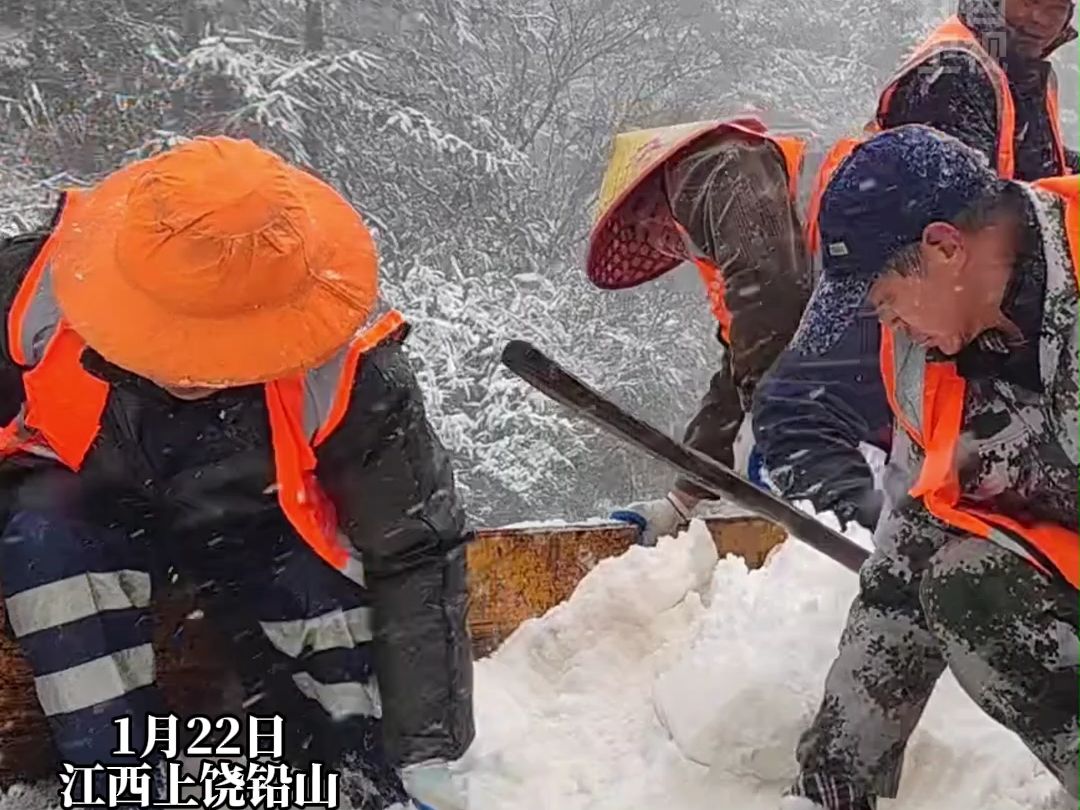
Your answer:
[663,133,811,496]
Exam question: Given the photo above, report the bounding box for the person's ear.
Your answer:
[921,221,964,263]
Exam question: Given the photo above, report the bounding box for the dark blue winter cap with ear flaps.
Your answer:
[790,124,1006,357]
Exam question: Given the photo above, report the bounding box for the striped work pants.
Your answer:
[0,508,409,807]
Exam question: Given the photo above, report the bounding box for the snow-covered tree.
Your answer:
[0,0,1076,523]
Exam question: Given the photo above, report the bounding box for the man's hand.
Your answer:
[611,492,695,546]
[401,759,465,810]
[849,488,884,533]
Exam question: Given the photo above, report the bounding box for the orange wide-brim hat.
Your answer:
[586,117,769,290]
[51,136,380,388]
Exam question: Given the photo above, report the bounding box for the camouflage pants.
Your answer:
[791,537,1079,807]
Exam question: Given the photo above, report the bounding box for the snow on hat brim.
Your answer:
[586,118,768,290]
[787,271,875,358]
[790,124,1002,358]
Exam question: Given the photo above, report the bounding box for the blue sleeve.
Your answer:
[751,312,892,529]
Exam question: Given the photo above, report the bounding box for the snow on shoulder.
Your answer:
[453,513,1072,810]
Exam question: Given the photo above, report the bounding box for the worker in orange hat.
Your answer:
[588,117,813,542]
[0,137,471,809]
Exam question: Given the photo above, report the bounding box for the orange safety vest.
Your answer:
[880,175,1080,589]
[0,190,407,572]
[682,123,806,342]
[804,15,1068,255]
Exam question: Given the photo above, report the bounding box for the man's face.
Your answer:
[1004,0,1072,57]
[868,224,977,356]
[870,270,969,356]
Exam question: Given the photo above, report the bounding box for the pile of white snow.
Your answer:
[451,514,1072,810]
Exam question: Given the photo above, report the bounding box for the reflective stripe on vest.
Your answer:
[1,191,407,572]
[265,301,406,570]
[686,128,806,342]
[3,190,109,468]
[880,176,1080,589]
[803,16,1068,258]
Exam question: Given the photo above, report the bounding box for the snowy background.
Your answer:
[0,0,1077,526]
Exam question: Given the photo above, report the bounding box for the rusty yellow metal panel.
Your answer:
[467,522,640,656]
[467,517,786,655]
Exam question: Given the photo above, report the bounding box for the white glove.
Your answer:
[611,492,693,546]
[401,760,466,810]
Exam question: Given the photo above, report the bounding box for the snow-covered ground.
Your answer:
[451,515,1072,810]
[2,512,1071,810]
